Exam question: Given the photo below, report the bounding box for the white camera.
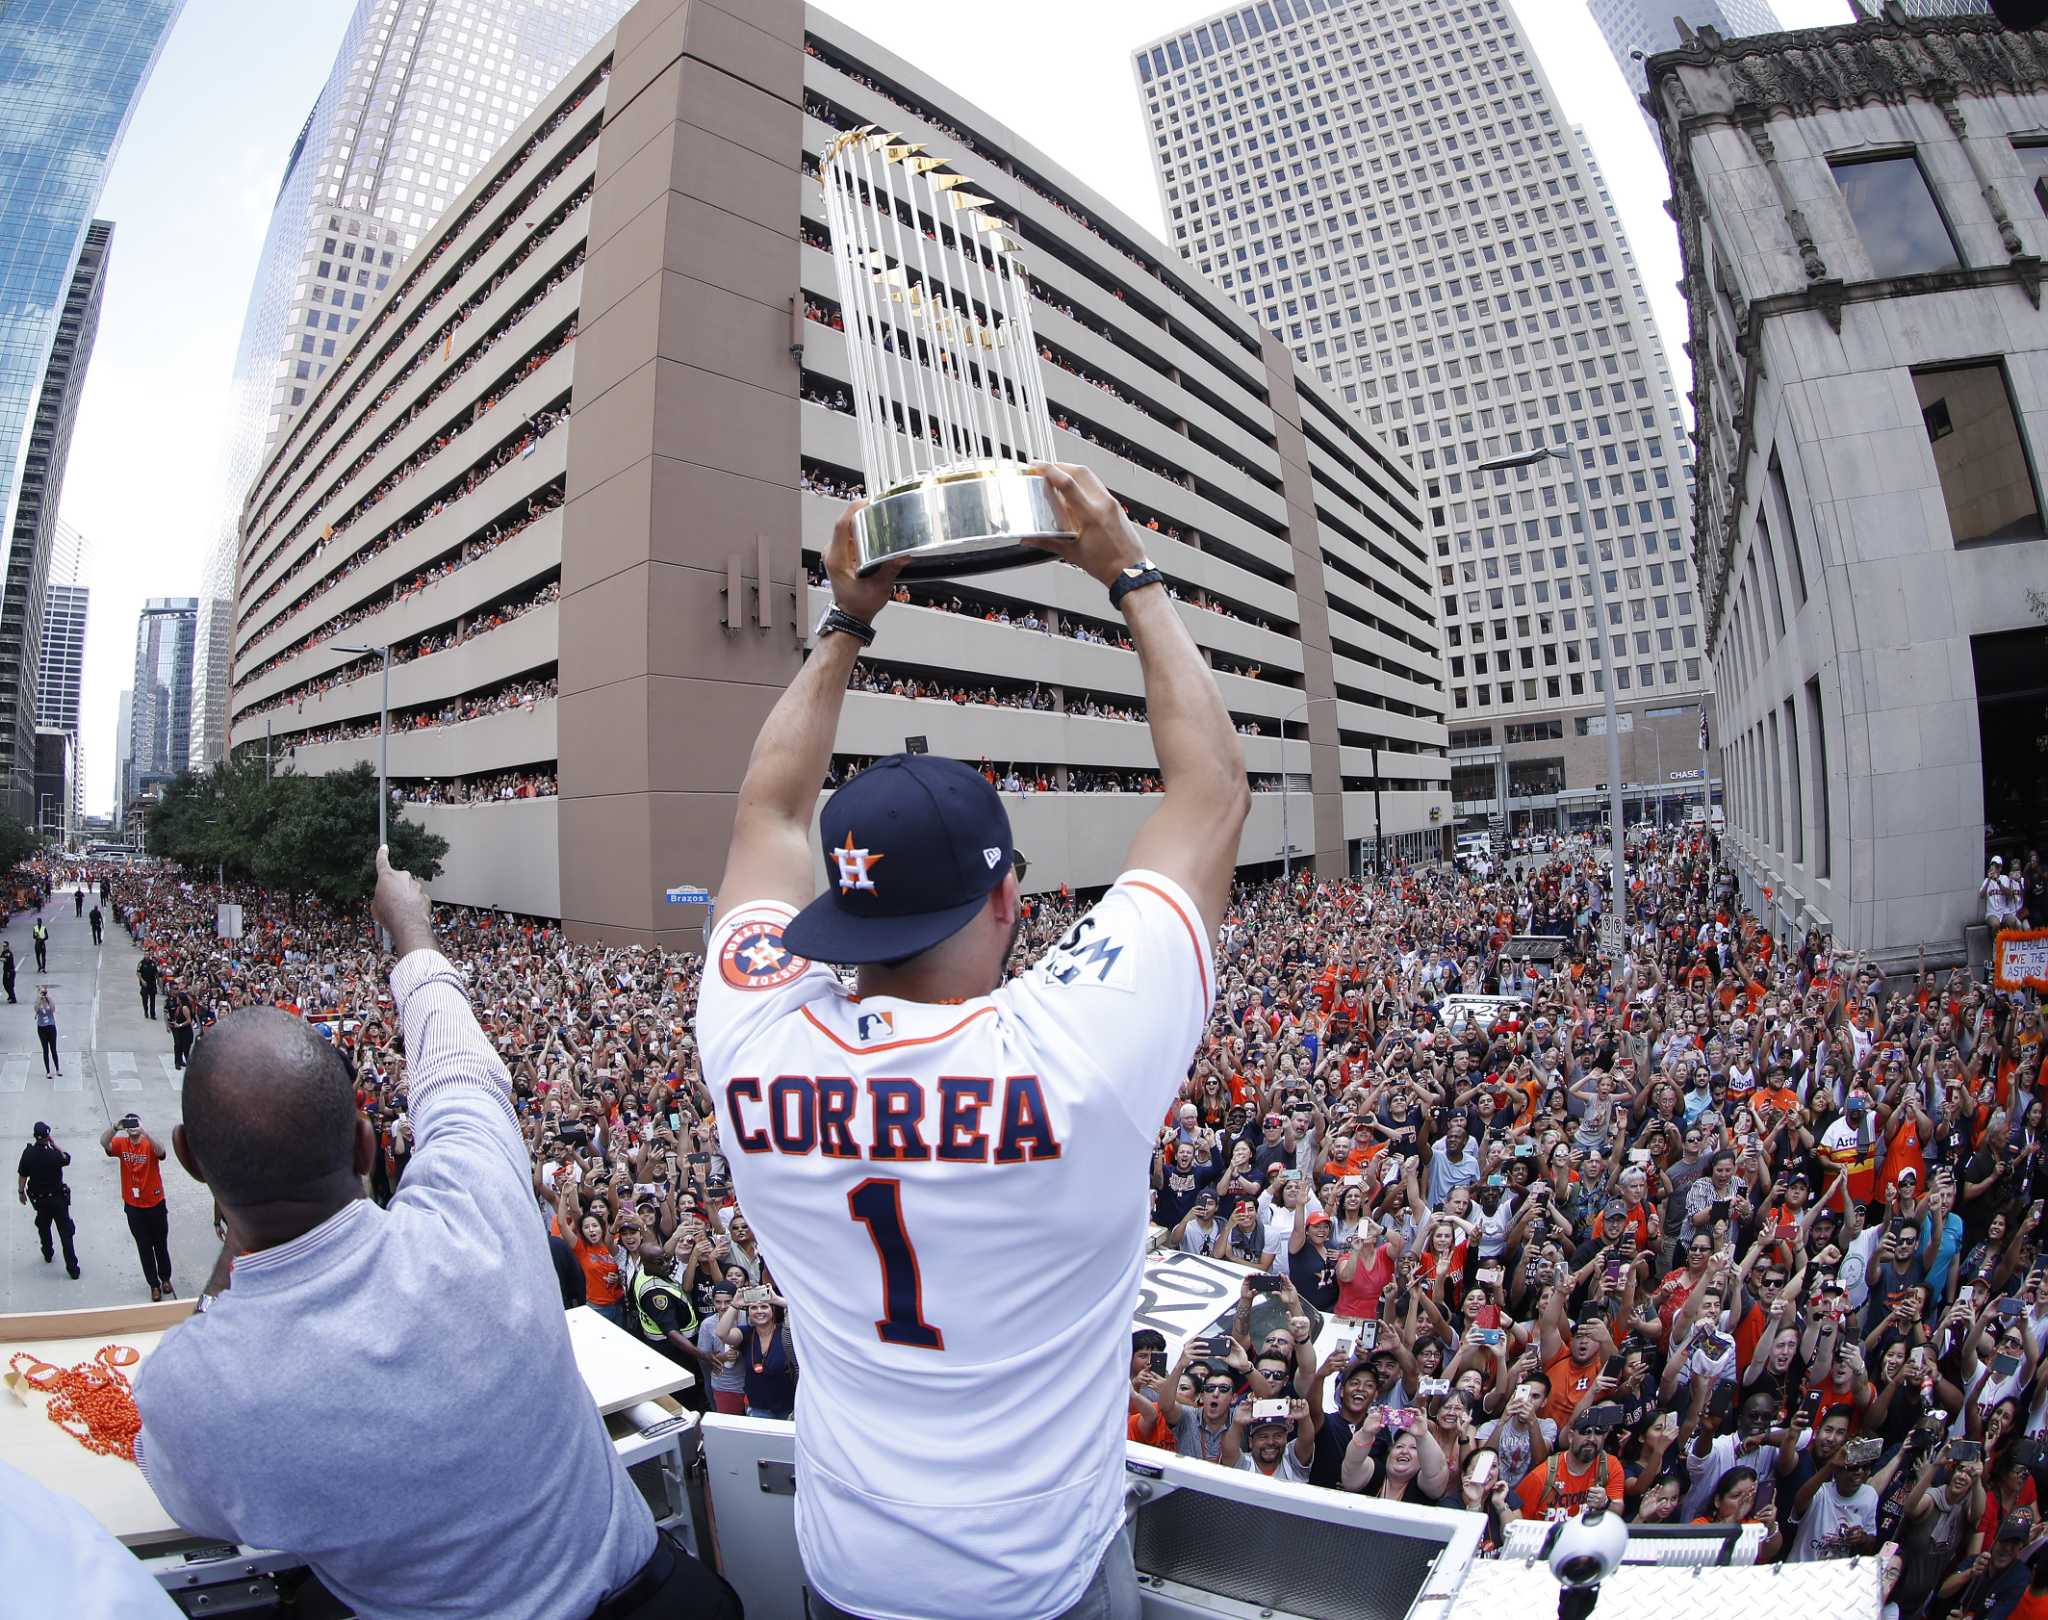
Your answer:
[1545,1506,1628,1589]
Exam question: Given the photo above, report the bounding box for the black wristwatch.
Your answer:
[1108,562,1164,612]
[814,606,875,646]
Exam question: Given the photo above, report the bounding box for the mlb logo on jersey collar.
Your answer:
[783,753,1016,968]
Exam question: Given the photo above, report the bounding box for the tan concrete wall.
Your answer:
[557,0,809,951]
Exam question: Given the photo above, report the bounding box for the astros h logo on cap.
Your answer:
[781,754,1018,967]
[832,831,883,894]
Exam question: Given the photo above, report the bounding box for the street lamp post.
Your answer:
[1279,694,1335,883]
[334,643,392,847]
[1477,443,1627,956]
[1650,727,1664,828]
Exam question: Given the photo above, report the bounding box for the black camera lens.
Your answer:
[1557,1555,1606,1588]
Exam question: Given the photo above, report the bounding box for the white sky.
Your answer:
[57,0,1851,816]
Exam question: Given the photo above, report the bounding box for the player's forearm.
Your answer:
[734,631,862,830]
[1122,586,1245,811]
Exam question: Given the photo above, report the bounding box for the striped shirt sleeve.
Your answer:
[389,948,525,1185]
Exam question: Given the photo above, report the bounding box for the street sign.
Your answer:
[1599,914,1623,959]
[665,885,714,906]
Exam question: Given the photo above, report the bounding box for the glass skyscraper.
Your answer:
[124,595,194,810]
[0,217,107,822]
[0,0,182,589]
[191,0,635,770]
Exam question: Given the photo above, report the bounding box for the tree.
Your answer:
[253,764,445,905]
[146,757,273,880]
[0,816,40,875]
[148,761,445,905]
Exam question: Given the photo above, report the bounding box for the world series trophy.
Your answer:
[817,125,1074,577]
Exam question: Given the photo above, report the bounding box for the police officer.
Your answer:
[630,1239,705,1381]
[1,939,15,1004]
[88,904,102,946]
[31,917,47,972]
[16,1122,79,1278]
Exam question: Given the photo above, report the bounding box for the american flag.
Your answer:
[1698,701,1710,753]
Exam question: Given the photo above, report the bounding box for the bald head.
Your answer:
[181,1008,359,1206]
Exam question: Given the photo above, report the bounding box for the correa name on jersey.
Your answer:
[724,1072,1063,1164]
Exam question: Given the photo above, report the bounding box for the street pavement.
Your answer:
[0,883,219,1313]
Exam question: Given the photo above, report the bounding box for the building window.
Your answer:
[1828,152,1959,278]
[1766,707,1785,854]
[1766,450,1808,605]
[1753,514,1787,637]
[1913,361,2044,545]
[1782,697,1803,866]
[1804,676,1830,879]
[2013,139,2048,207]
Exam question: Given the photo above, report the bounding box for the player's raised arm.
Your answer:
[1033,462,1249,936]
[718,504,905,912]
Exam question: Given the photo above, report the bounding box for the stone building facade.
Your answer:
[1648,7,2048,960]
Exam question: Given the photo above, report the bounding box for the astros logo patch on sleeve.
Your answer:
[720,918,810,991]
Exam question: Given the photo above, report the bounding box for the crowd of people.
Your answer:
[283,677,558,754]
[799,464,864,503]
[1119,831,2048,1616]
[36,811,2048,1617]
[391,768,556,805]
[240,217,587,643]
[242,569,562,726]
[239,394,570,690]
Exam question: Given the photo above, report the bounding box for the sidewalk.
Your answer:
[0,884,220,1314]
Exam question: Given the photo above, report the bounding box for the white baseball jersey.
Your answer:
[696,870,1213,1620]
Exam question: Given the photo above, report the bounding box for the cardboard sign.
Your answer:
[1994,929,2048,992]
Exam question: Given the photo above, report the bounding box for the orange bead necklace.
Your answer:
[7,1344,143,1462]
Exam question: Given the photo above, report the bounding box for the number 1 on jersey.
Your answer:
[848,1177,944,1350]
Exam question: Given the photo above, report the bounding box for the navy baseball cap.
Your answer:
[782,754,1015,966]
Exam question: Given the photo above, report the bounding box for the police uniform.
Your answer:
[630,1266,700,1379]
[17,1126,78,1276]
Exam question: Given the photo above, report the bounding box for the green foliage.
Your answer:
[147,760,446,905]
[0,816,41,874]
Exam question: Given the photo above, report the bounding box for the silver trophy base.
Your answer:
[854,464,1073,579]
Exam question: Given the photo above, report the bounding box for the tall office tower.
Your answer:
[190,0,636,771]
[37,520,89,827]
[1577,131,1688,445]
[126,598,196,812]
[0,220,109,824]
[1889,1,1993,14]
[0,0,181,553]
[1586,0,1782,102]
[1136,0,1714,837]
[113,685,132,824]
